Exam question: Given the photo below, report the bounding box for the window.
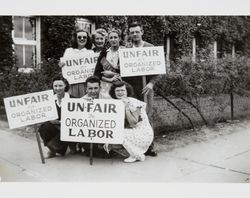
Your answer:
[12,16,41,72]
[75,18,95,34]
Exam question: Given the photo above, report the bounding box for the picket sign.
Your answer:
[4,90,58,164]
[118,46,166,77]
[60,98,125,165]
[60,98,125,143]
[61,51,99,85]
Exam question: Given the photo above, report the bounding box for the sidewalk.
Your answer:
[0,119,250,182]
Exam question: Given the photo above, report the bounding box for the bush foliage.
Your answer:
[0,16,14,73]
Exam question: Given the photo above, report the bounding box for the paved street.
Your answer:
[0,120,250,182]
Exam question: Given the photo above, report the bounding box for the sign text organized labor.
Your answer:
[60,99,125,144]
[61,52,99,84]
[119,46,166,77]
[4,90,58,129]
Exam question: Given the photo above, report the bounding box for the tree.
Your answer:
[0,16,14,73]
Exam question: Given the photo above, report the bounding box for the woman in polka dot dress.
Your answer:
[109,81,154,163]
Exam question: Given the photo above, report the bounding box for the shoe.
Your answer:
[45,150,56,159]
[124,156,137,163]
[145,149,158,157]
[138,154,145,162]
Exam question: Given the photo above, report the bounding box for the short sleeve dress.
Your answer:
[123,97,154,160]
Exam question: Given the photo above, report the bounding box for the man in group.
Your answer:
[80,75,110,158]
[124,21,162,157]
[83,75,104,100]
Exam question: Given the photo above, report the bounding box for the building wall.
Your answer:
[152,94,250,134]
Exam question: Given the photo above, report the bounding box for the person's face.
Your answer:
[115,85,127,99]
[86,82,100,99]
[77,31,88,48]
[108,32,120,47]
[53,80,66,95]
[95,33,106,48]
[129,26,143,42]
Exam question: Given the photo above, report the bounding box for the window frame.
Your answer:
[75,18,95,34]
[12,16,41,70]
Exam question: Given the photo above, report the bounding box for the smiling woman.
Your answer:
[59,29,93,98]
[38,75,77,158]
[109,81,153,163]
[94,28,124,98]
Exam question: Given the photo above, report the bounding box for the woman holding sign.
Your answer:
[109,81,154,163]
[94,28,124,98]
[59,29,93,98]
[38,75,76,158]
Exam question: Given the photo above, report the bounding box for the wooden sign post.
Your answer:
[4,90,58,164]
[34,124,45,164]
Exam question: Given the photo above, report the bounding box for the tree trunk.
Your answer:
[230,91,234,121]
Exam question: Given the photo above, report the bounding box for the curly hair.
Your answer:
[52,75,70,92]
[109,81,134,99]
[71,29,92,49]
[108,28,122,38]
[92,28,108,40]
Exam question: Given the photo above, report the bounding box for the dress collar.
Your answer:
[54,92,70,107]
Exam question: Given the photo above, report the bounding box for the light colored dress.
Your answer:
[62,48,93,98]
[123,97,154,160]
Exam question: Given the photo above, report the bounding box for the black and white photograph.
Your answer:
[0,0,250,197]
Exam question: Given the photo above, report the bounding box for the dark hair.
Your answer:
[109,81,134,99]
[71,29,92,49]
[85,75,101,86]
[52,75,70,92]
[128,21,143,30]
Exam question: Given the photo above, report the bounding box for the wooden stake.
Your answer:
[142,76,147,103]
[34,125,45,164]
[90,143,93,165]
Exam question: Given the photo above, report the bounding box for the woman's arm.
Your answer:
[125,107,141,128]
[101,73,120,83]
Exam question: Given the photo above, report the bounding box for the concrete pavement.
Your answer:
[0,120,250,182]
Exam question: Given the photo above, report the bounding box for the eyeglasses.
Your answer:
[77,36,87,40]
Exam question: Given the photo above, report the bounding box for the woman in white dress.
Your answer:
[59,29,93,98]
[109,81,154,163]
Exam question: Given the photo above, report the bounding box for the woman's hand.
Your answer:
[101,70,117,78]
[58,61,66,68]
[110,74,121,82]
[121,97,131,108]
[83,97,94,103]
[103,144,111,153]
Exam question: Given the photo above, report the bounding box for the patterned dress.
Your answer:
[123,97,154,160]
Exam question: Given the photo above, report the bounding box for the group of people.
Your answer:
[39,21,161,163]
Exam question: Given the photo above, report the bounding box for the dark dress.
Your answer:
[38,94,75,156]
